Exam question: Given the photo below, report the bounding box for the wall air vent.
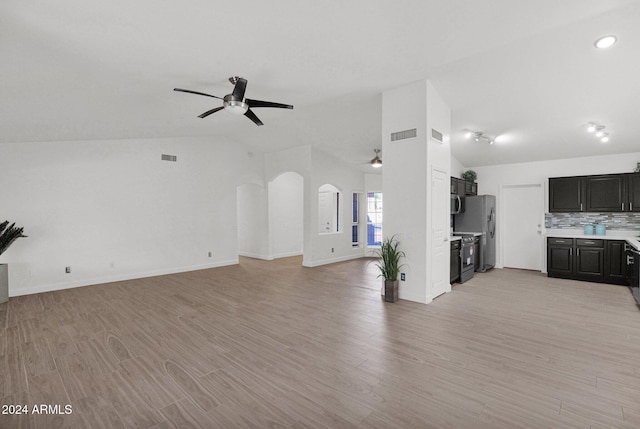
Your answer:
[161,154,177,162]
[431,128,444,143]
[390,128,417,142]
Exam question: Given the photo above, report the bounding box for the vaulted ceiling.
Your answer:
[2,0,639,168]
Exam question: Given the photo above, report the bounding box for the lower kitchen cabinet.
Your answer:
[547,238,573,278]
[547,237,627,285]
[605,240,628,285]
[574,239,604,282]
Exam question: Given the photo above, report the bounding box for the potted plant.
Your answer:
[461,170,477,182]
[1,220,27,304]
[373,235,405,303]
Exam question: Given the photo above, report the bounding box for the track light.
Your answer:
[465,130,495,145]
[586,122,611,143]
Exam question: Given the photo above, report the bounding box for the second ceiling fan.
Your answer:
[174,76,293,126]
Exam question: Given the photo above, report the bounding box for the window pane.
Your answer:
[367,192,382,246]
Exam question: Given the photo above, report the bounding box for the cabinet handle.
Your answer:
[577,248,580,256]
[631,202,633,211]
[622,202,624,211]
[580,203,583,211]
[570,248,572,256]
[583,241,595,245]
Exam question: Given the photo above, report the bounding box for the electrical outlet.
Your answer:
[331,248,334,253]
[65,266,71,274]
[208,251,212,257]
[401,273,406,281]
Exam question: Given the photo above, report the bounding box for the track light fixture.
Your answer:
[465,130,495,145]
[586,122,611,143]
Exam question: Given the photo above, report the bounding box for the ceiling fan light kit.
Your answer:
[371,149,382,168]
[174,76,293,126]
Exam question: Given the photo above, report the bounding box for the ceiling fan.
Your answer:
[174,77,293,126]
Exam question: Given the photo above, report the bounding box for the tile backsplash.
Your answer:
[545,212,640,231]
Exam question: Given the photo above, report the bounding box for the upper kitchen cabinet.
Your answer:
[628,173,640,212]
[549,173,640,213]
[451,177,477,196]
[549,177,584,212]
[464,180,478,196]
[585,174,625,212]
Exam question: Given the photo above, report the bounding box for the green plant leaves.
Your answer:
[0,220,26,256]
[373,235,405,281]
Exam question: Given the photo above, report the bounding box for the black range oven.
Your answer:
[625,243,640,304]
[458,235,475,283]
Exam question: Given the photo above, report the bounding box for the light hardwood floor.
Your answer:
[1,256,640,428]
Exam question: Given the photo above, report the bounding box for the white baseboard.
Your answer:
[10,259,239,297]
[238,252,273,260]
[271,251,303,259]
[302,253,366,268]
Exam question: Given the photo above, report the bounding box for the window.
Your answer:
[352,193,360,247]
[367,192,382,246]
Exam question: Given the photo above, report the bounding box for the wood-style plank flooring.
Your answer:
[1,256,640,428]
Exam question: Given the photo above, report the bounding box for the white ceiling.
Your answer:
[2,0,639,168]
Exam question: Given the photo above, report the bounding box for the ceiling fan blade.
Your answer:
[232,78,248,100]
[174,88,223,100]
[198,106,224,118]
[244,108,263,126]
[245,98,294,109]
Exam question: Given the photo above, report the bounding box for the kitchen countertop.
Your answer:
[450,236,461,241]
[454,231,483,237]
[545,229,640,250]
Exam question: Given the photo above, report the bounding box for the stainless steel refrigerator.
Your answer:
[454,195,496,272]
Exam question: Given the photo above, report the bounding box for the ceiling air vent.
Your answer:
[431,128,444,143]
[161,154,177,162]
[390,128,417,142]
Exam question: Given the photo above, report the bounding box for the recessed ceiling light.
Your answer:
[587,123,596,133]
[601,134,610,143]
[594,35,617,49]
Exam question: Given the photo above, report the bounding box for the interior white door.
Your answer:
[502,184,543,270]
[318,191,333,233]
[431,167,451,298]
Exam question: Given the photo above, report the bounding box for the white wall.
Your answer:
[382,80,429,303]
[0,136,262,296]
[269,172,303,258]
[450,155,466,180]
[264,145,366,267]
[382,79,451,303]
[237,183,269,259]
[469,151,640,268]
[306,147,366,266]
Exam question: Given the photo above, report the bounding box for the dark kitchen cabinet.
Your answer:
[574,239,605,282]
[451,177,477,196]
[604,240,628,285]
[549,177,584,212]
[547,238,574,278]
[464,181,478,196]
[450,240,461,283]
[585,175,625,212]
[547,237,628,285]
[473,236,481,271]
[450,177,459,194]
[550,172,640,213]
[628,173,640,212]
